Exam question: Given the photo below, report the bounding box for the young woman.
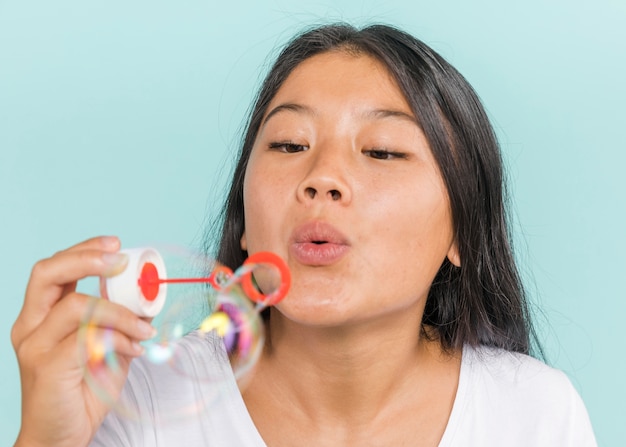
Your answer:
[12,24,596,446]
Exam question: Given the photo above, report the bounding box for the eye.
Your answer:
[268,142,309,153]
[363,148,407,160]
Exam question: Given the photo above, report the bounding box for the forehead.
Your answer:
[267,51,412,114]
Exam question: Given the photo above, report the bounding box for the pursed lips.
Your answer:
[289,221,350,266]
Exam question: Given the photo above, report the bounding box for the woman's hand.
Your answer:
[11,236,156,447]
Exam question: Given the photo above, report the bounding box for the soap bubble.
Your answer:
[77,245,290,425]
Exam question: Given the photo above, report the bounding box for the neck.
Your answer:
[260,305,438,423]
[242,305,461,446]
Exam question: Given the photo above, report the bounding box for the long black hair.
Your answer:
[210,23,540,357]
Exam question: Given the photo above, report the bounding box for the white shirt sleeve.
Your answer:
[440,346,597,446]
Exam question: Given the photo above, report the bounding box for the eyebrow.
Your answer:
[261,103,315,129]
[362,108,418,125]
[261,102,418,129]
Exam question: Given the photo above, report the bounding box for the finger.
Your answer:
[30,243,127,293]
[17,248,129,341]
[35,236,122,298]
[58,236,122,296]
[62,235,121,255]
[23,329,138,414]
[19,323,143,380]
[78,331,136,410]
[28,293,156,351]
[73,326,142,412]
[77,326,145,373]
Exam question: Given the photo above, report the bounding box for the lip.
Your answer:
[289,221,350,266]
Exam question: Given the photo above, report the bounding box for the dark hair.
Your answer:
[211,23,540,357]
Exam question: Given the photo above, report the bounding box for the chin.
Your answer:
[271,293,355,328]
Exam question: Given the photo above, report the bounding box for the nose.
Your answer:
[295,149,352,206]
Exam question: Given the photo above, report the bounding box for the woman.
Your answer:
[12,24,596,446]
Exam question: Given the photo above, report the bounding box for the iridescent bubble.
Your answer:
[78,245,290,425]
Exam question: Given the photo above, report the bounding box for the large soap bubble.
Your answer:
[78,245,290,424]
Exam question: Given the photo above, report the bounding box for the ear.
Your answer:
[240,231,247,251]
[446,242,461,267]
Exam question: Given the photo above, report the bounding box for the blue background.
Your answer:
[1,0,624,445]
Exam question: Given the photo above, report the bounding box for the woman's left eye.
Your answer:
[363,149,407,160]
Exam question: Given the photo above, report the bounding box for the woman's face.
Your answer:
[242,51,458,327]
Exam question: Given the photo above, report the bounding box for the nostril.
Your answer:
[301,186,342,201]
[305,187,316,199]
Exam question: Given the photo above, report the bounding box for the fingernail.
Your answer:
[101,252,128,277]
[137,319,157,339]
[101,236,120,249]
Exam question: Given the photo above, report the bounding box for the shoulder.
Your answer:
[440,345,597,446]
[463,344,588,417]
[465,344,572,396]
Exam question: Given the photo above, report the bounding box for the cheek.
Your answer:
[242,161,287,253]
[365,182,453,269]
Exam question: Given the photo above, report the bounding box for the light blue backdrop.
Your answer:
[1,0,624,445]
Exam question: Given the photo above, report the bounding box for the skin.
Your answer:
[240,51,462,446]
[12,237,156,447]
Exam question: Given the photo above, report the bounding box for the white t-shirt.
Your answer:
[91,331,597,446]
